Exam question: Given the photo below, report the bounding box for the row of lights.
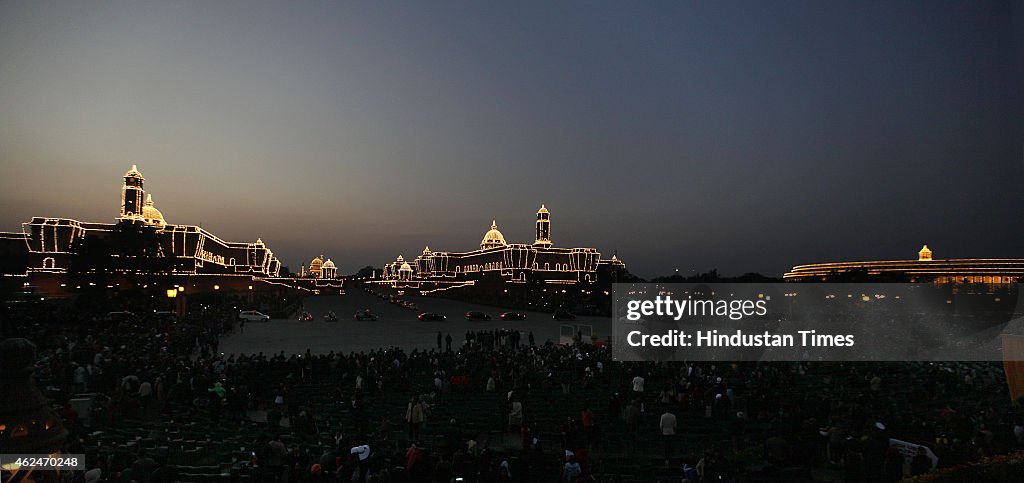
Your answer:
[166,284,253,298]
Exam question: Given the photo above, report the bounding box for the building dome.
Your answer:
[399,262,412,272]
[141,194,166,226]
[537,204,549,214]
[319,258,337,279]
[919,244,933,261]
[480,220,507,250]
[309,255,324,277]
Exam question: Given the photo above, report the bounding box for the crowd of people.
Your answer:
[3,294,1024,482]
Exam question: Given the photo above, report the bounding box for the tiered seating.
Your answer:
[71,357,1009,482]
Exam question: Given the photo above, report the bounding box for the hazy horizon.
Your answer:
[2,1,1022,278]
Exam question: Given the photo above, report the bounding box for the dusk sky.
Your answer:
[1,1,1022,278]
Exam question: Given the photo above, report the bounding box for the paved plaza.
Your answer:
[220,290,613,355]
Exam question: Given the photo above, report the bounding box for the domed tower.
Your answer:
[309,255,324,278]
[121,164,145,218]
[534,204,551,248]
[398,255,414,281]
[480,220,508,250]
[141,194,167,227]
[918,244,933,261]
[321,259,337,279]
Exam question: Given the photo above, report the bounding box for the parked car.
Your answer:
[552,310,577,321]
[239,310,270,322]
[298,312,313,322]
[418,312,446,321]
[465,311,491,321]
[324,311,338,322]
[354,311,378,321]
[500,312,527,321]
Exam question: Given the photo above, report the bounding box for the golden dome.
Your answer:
[480,220,507,250]
[399,262,413,271]
[141,194,166,226]
[310,255,324,272]
[322,259,336,269]
[537,204,549,214]
[918,244,933,261]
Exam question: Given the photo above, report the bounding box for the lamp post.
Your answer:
[167,286,187,318]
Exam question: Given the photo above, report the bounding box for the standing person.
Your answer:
[405,442,425,480]
[623,400,640,445]
[207,382,225,424]
[437,331,442,350]
[581,408,595,444]
[445,333,453,352]
[350,442,370,483]
[528,331,535,347]
[405,396,424,440]
[632,373,645,394]
[268,434,287,482]
[562,455,582,483]
[508,399,524,432]
[660,409,678,464]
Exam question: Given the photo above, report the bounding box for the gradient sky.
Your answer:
[1,1,1022,278]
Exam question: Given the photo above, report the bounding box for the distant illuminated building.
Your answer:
[784,244,1024,284]
[0,165,284,294]
[321,259,337,279]
[535,204,552,248]
[309,255,324,278]
[302,254,338,279]
[377,205,625,293]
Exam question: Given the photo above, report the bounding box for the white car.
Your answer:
[239,310,270,322]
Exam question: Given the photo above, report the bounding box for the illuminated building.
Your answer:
[535,204,551,247]
[308,255,324,278]
[301,254,339,280]
[0,166,285,295]
[376,205,626,295]
[784,245,1024,284]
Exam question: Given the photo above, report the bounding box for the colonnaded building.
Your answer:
[373,205,627,311]
[784,244,1024,285]
[0,166,305,296]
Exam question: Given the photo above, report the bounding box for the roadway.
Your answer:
[220,289,612,355]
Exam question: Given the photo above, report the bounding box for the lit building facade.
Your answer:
[0,166,284,294]
[784,245,1024,284]
[300,254,339,280]
[376,205,626,293]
